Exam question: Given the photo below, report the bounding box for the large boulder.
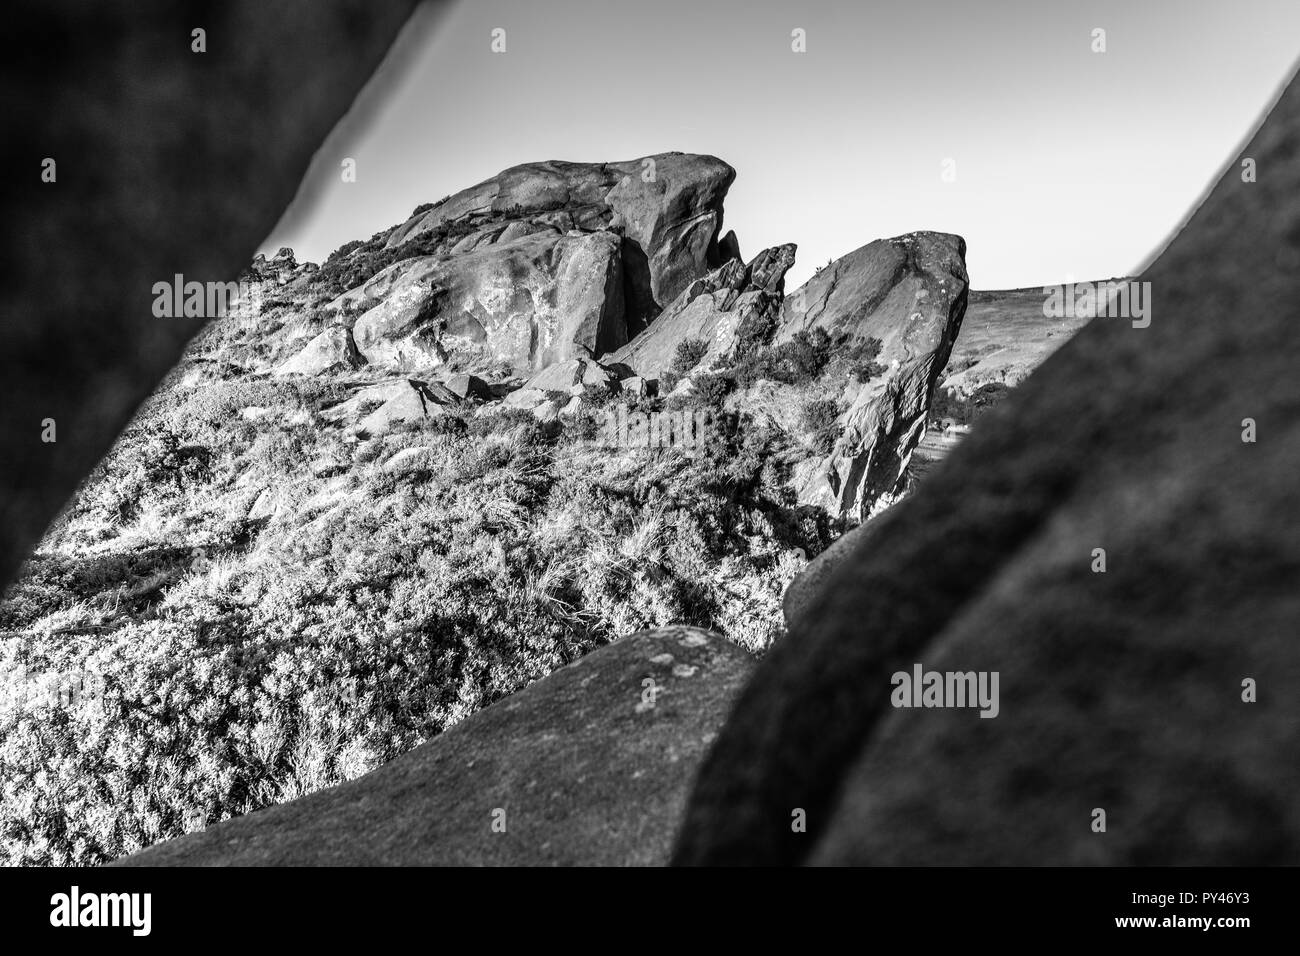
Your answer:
[781,232,969,519]
[443,372,493,401]
[115,627,754,866]
[522,357,619,394]
[357,379,459,435]
[274,325,366,376]
[604,154,737,320]
[349,229,626,375]
[672,69,1300,866]
[382,153,737,324]
[384,161,630,249]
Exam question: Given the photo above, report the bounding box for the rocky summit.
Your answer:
[302,153,738,378]
[0,140,1163,867]
[382,155,736,324]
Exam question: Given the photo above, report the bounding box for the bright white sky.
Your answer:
[262,0,1300,291]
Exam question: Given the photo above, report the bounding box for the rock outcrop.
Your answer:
[115,627,753,866]
[346,229,627,374]
[383,153,736,323]
[356,379,461,435]
[275,325,366,376]
[671,69,1300,866]
[782,232,969,519]
[609,244,797,380]
[316,153,738,377]
[607,234,967,520]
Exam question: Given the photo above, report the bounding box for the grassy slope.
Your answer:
[0,242,1067,865]
[0,290,831,863]
[940,285,1111,394]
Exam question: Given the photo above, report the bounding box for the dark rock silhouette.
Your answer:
[672,69,1300,866]
[0,0,426,593]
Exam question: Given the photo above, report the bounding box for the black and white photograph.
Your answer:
[1,0,1297,938]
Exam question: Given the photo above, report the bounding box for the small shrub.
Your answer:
[852,360,887,383]
[930,382,1011,426]
[690,372,735,409]
[733,308,778,360]
[169,380,303,435]
[670,338,710,376]
[324,239,363,263]
[800,399,840,454]
[842,336,886,383]
[734,328,833,388]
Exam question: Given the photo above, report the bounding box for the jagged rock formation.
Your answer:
[609,244,797,379]
[781,232,969,519]
[0,0,425,594]
[605,233,968,520]
[249,247,319,292]
[317,153,738,378]
[671,69,1300,866]
[115,627,753,866]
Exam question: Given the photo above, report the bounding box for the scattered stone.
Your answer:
[501,387,549,410]
[275,325,366,377]
[357,379,454,435]
[442,372,492,401]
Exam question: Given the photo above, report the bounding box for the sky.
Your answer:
[261,0,1300,291]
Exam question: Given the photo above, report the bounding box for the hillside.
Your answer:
[0,154,1076,864]
[940,285,1118,395]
